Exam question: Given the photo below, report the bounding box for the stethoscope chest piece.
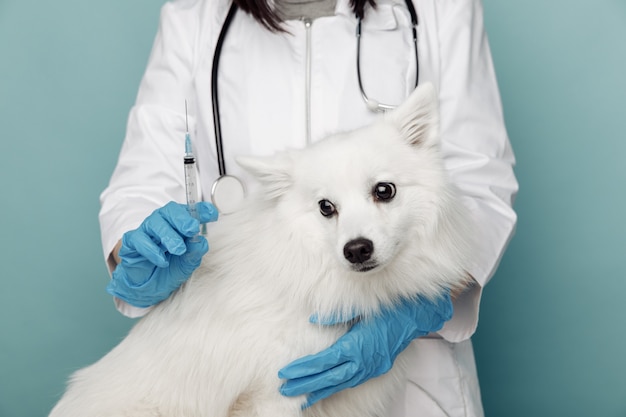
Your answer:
[211,175,246,214]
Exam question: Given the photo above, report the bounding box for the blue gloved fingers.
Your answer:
[107,265,169,307]
[108,239,205,307]
[124,202,218,264]
[120,230,170,268]
[278,344,348,382]
[140,202,218,253]
[107,259,157,300]
[169,236,209,277]
[108,202,217,309]
[184,235,210,257]
[279,359,356,397]
[142,203,194,254]
[195,201,219,223]
[158,201,219,236]
[309,310,360,326]
[278,295,455,406]
[406,293,454,333]
[430,292,454,322]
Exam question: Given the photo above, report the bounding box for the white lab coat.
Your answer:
[99,0,518,415]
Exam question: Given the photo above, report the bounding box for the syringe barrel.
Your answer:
[184,157,198,211]
[184,156,201,242]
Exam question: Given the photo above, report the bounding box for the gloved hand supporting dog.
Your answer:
[106,201,218,308]
[278,293,453,408]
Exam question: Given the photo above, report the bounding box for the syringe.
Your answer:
[184,101,201,242]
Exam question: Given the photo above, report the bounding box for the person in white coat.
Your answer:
[99,0,518,415]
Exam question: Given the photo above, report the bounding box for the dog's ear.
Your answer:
[236,153,293,198]
[386,82,439,148]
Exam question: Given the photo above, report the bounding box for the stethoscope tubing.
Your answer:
[212,0,419,175]
[211,2,239,177]
[356,0,418,112]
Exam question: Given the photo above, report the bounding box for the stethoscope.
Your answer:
[210,0,419,214]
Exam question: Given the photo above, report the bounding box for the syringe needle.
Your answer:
[185,100,189,134]
[184,100,193,156]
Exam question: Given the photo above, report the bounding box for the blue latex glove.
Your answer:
[106,201,218,308]
[278,293,453,408]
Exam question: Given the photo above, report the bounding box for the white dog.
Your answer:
[49,83,473,417]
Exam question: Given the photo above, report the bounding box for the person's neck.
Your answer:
[273,0,338,21]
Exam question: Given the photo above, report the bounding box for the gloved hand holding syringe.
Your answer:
[105,103,218,308]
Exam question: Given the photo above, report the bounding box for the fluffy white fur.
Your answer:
[49,83,474,417]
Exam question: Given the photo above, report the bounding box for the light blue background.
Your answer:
[0,0,625,416]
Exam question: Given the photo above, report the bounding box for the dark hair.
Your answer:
[232,0,376,31]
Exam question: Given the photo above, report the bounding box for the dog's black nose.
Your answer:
[343,238,374,264]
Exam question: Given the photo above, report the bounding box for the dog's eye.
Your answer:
[318,199,337,217]
[373,182,396,202]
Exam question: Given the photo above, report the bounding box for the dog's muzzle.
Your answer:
[343,238,377,272]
